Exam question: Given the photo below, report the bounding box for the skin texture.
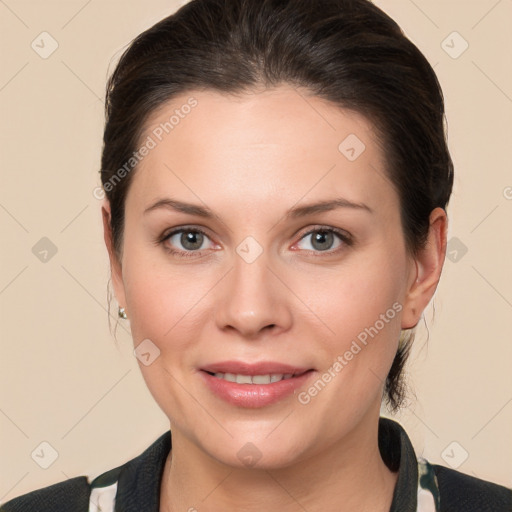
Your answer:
[102,85,447,511]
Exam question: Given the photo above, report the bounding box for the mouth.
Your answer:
[201,360,313,373]
[198,361,316,408]
[202,369,311,385]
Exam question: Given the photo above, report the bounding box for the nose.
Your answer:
[214,249,293,340]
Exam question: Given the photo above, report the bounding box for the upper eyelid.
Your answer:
[163,225,212,241]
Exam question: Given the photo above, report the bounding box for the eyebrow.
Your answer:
[143,197,373,218]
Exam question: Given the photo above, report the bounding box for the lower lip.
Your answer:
[199,370,315,408]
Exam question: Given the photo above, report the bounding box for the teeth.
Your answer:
[212,372,295,384]
[236,374,253,384]
[253,374,271,384]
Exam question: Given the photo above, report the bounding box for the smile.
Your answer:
[206,372,296,384]
[200,369,315,408]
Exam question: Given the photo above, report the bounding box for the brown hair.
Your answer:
[100,0,454,411]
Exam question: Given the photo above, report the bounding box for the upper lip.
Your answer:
[201,360,313,376]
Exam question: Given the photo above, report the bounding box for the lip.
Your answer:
[199,360,316,408]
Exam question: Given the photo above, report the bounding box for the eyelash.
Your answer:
[157,225,353,259]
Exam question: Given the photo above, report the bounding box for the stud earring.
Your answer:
[118,307,128,319]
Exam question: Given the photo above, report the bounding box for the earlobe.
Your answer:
[401,207,448,329]
[101,200,127,312]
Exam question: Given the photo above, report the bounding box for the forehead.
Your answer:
[142,85,380,155]
[127,85,395,213]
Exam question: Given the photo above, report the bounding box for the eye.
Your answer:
[160,227,216,258]
[294,227,352,254]
[158,225,353,259]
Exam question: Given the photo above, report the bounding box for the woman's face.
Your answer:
[105,85,435,468]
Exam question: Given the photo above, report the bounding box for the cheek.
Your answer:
[312,254,406,333]
[303,249,407,383]
[123,261,210,344]
[120,247,211,419]
[120,236,191,339]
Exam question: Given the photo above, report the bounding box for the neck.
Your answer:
[160,411,397,512]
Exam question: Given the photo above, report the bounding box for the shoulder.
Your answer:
[1,431,171,512]
[0,476,91,512]
[432,463,512,512]
[379,417,511,512]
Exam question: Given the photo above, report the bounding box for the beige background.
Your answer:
[1,0,511,503]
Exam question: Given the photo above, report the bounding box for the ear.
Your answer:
[401,207,448,329]
[101,199,127,312]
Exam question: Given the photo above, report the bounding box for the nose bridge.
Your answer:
[214,238,292,337]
